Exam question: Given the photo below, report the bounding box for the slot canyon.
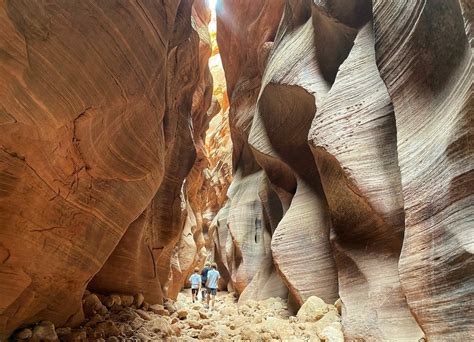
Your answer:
[0,0,472,341]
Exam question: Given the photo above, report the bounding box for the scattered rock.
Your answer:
[187,320,203,329]
[149,304,169,316]
[85,314,104,327]
[15,328,32,340]
[319,322,344,342]
[314,310,341,335]
[297,296,329,322]
[148,317,172,337]
[177,309,188,320]
[120,295,134,307]
[55,327,71,336]
[134,293,145,308]
[240,326,260,341]
[198,311,209,319]
[198,325,217,339]
[136,309,152,320]
[95,321,120,338]
[61,330,87,342]
[83,294,103,317]
[31,321,58,341]
[164,299,177,314]
[106,337,120,342]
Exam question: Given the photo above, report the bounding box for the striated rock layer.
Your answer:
[0,0,214,338]
[215,0,473,339]
[374,0,473,339]
[1,0,472,339]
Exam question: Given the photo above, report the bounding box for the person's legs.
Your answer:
[210,289,217,309]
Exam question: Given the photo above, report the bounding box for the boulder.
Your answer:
[187,320,203,330]
[95,321,120,338]
[134,294,145,308]
[297,296,329,322]
[198,325,218,339]
[15,328,33,340]
[177,309,188,320]
[319,322,344,342]
[31,321,58,341]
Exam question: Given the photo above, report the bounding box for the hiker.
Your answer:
[205,263,220,310]
[201,262,211,301]
[188,267,201,303]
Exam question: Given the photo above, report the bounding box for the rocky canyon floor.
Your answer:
[11,290,343,341]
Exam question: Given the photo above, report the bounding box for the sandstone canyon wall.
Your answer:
[1,0,472,340]
[0,0,220,338]
[214,0,473,340]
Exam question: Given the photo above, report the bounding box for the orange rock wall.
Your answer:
[214,0,473,339]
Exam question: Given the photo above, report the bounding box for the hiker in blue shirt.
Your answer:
[200,262,210,301]
[188,267,201,303]
[205,263,220,310]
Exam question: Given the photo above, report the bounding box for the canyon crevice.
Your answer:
[1,0,472,341]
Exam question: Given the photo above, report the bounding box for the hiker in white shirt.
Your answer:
[188,267,201,303]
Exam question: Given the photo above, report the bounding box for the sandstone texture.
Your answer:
[212,0,473,340]
[0,0,224,338]
[1,0,472,340]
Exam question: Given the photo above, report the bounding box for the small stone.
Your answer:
[315,310,341,335]
[177,309,188,320]
[98,305,108,315]
[15,328,32,340]
[95,321,120,338]
[106,337,120,342]
[32,321,58,341]
[198,311,209,319]
[319,322,344,342]
[171,317,179,324]
[120,295,134,307]
[136,309,152,320]
[289,316,298,323]
[62,330,87,342]
[83,294,103,317]
[172,324,181,337]
[297,296,329,322]
[134,293,145,308]
[187,320,203,329]
[149,317,172,337]
[142,302,150,311]
[240,327,259,340]
[198,326,217,339]
[164,299,177,314]
[149,304,169,316]
[85,314,104,327]
[55,327,71,336]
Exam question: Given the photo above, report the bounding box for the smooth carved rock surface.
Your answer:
[249,1,340,306]
[0,0,209,338]
[374,0,473,339]
[309,23,423,340]
[212,0,287,299]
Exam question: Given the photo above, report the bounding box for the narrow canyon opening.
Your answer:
[1,0,472,341]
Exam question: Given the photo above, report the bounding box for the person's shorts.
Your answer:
[192,288,199,295]
[201,283,207,290]
[208,288,217,295]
